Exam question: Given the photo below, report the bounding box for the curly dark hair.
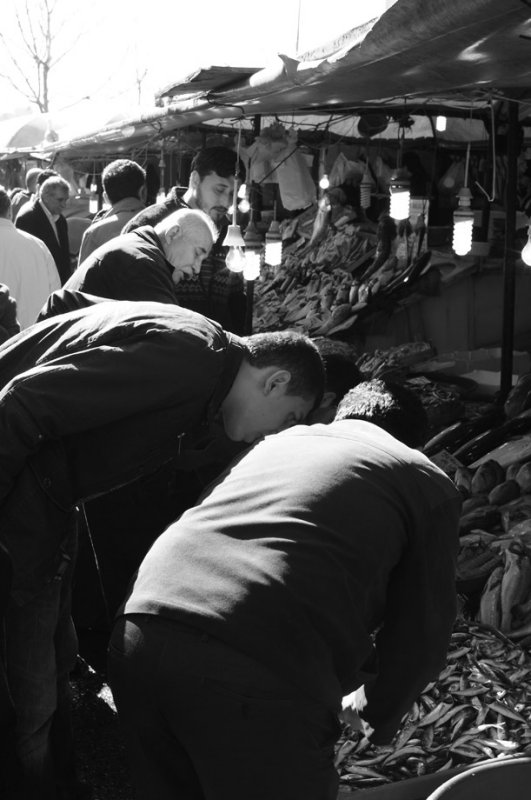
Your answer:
[102,159,146,204]
[191,146,246,183]
[335,379,428,447]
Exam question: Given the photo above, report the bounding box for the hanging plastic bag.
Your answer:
[437,158,466,196]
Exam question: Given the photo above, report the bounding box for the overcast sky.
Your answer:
[1,0,392,115]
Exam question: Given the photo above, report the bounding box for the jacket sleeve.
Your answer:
[354,493,461,744]
[0,327,222,507]
[37,289,109,321]
[0,285,20,344]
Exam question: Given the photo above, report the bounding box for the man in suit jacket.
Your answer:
[16,176,72,285]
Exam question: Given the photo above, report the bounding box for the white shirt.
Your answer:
[0,218,61,328]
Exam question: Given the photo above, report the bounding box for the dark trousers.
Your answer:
[108,614,340,800]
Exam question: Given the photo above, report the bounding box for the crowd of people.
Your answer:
[0,147,462,800]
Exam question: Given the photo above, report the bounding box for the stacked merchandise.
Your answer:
[253,205,433,337]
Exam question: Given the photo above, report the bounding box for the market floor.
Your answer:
[71,645,134,800]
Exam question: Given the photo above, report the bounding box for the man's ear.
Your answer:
[320,391,337,409]
[190,170,200,191]
[139,185,147,203]
[263,369,291,395]
[165,223,182,243]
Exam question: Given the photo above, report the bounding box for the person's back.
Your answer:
[124,418,460,732]
[78,159,146,264]
[0,188,60,327]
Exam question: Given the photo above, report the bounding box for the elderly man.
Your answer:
[0,298,324,800]
[123,146,246,333]
[109,380,460,800]
[42,208,216,318]
[0,188,60,328]
[15,175,71,285]
[78,159,147,264]
[9,167,43,221]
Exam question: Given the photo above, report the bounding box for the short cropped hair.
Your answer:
[0,187,11,218]
[102,159,146,204]
[37,169,59,188]
[242,331,325,406]
[40,176,70,198]
[334,379,428,448]
[191,146,246,183]
[25,167,43,192]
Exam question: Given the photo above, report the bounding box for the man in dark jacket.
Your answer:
[122,146,246,333]
[15,175,72,285]
[108,380,461,800]
[42,207,218,316]
[0,299,324,800]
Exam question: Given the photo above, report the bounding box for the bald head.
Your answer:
[155,208,217,284]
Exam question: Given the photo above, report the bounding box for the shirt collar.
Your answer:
[39,198,60,224]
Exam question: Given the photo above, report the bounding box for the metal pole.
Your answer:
[244,279,255,335]
[499,98,519,404]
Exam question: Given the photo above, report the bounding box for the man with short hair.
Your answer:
[0,187,61,328]
[9,167,43,221]
[78,159,147,264]
[41,207,217,316]
[108,379,460,800]
[15,175,71,285]
[0,299,324,799]
[123,146,246,333]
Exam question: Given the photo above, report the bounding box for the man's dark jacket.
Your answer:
[122,189,245,333]
[0,300,246,599]
[55,226,176,306]
[15,198,71,285]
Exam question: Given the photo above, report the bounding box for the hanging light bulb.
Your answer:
[389,169,411,221]
[436,115,447,132]
[89,182,99,215]
[360,168,372,209]
[224,224,246,272]
[521,224,531,266]
[156,187,166,203]
[265,219,283,267]
[319,173,330,190]
[452,187,474,256]
[237,182,247,199]
[238,197,251,214]
[243,220,263,281]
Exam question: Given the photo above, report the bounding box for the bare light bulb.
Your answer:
[226,247,246,272]
[237,182,247,199]
[436,115,447,132]
[522,227,531,266]
[243,250,261,280]
[389,171,410,221]
[156,188,166,203]
[265,219,283,267]
[360,170,372,209]
[319,174,330,190]
[89,183,98,215]
[223,223,246,271]
[452,187,474,256]
[238,198,251,214]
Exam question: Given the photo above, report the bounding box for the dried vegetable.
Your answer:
[335,619,531,792]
